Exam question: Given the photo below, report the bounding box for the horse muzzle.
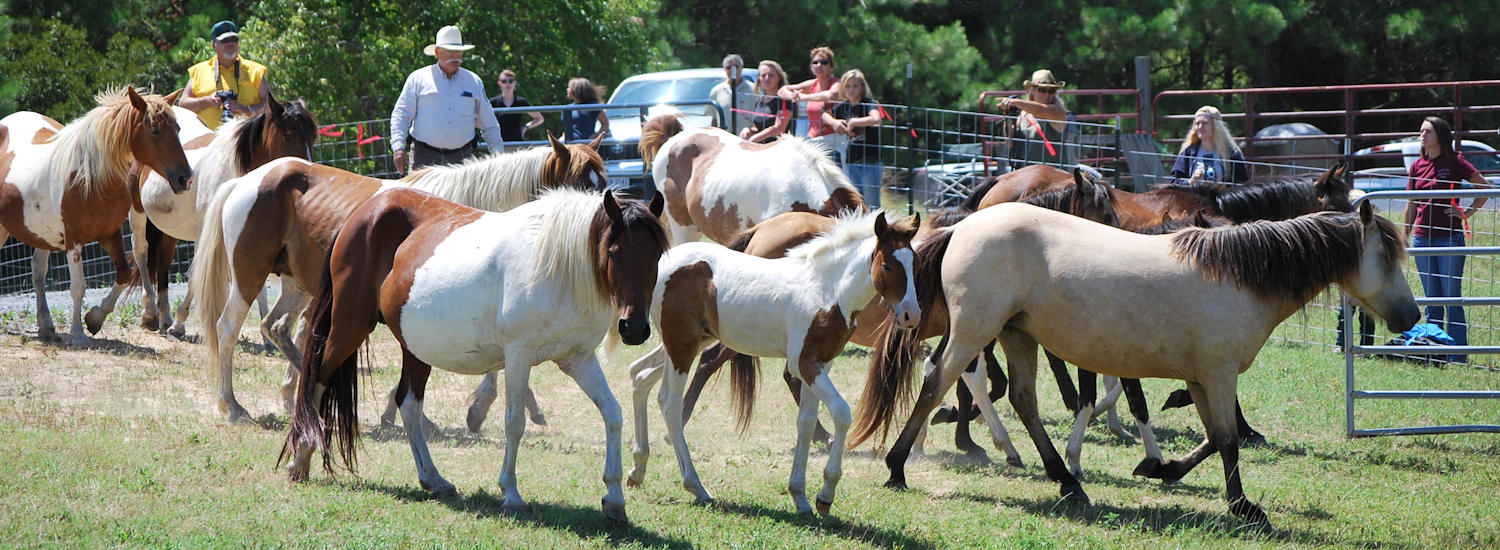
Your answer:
[167,169,193,194]
[618,317,651,346]
[895,300,922,330]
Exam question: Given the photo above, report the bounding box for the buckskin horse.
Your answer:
[191,134,605,423]
[0,87,191,345]
[281,188,668,524]
[852,201,1418,526]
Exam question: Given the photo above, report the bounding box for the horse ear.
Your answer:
[127,87,148,112]
[603,189,623,222]
[649,190,665,218]
[266,90,283,119]
[1194,210,1212,228]
[164,88,182,105]
[1072,167,1089,191]
[548,132,570,160]
[873,211,889,238]
[1359,200,1375,227]
[588,131,605,151]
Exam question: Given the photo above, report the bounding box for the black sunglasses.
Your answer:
[217,36,239,44]
[811,59,830,66]
[499,79,516,84]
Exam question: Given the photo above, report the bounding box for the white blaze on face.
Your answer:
[892,247,920,328]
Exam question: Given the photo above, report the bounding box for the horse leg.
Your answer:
[154,233,178,337]
[626,344,668,487]
[998,330,1087,502]
[788,374,822,515]
[1197,378,1267,525]
[658,341,714,503]
[460,373,498,432]
[961,359,1023,467]
[213,284,258,423]
[1141,382,1221,484]
[395,349,456,497]
[85,230,133,336]
[803,370,851,516]
[131,212,159,331]
[953,366,982,456]
[784,368,832,446]
[30,248,57,341]
[269,281,311,416]
[1094,376,1133,439]
[62,246,91,345]
[524,385,546,426]
[884,333,983,489]
[681,343,732,426]
[255,283,274,350]
[496,349,538,516]
[1065,366,1099,478]
[1123,378,1165,478]
[559,352,629,523]
[1045,349,1079,413]
[1235,399,1266,447]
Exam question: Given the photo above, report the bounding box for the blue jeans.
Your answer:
[846,162,883,209]
[1413,233,1468,354]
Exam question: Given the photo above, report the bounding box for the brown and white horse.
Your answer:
[625,210,920,515]
[638,114,865,245]
[855,201,1418,526]
[281,188,668,524]
[131,96,319,338]
[190,134,605,422]
[0,87,191,345]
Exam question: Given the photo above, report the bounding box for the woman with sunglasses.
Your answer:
[996,69,1070,167]
[778,47,842,141]
[488,69,545,148]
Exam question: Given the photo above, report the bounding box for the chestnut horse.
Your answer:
[281,188,668,524]
[0,87,191,344]
[132,96,318,338]
[637,114,865,245]
[191,134,605,422]
[854,201,1418,526]
[624,210,920,515]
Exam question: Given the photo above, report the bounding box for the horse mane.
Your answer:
[231,98,318,174]
[530,188,669,306]
[41,87,173,196]
[1171,211,1404,302]
[1213,173,1334,222]
[401,147,553,211]
[589,193,670,302]
[773,134,859,193]
[786,209,913,264]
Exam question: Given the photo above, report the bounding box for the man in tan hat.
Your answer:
[997,68,1070,166]
[390,25,503,173]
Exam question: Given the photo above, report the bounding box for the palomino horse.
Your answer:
[638,114,865,245]
[854,201,1418,525]
[132,95,319,337]
[625,210,920,515]
[281,188,668,524]
[678,170,1119,462]
[191,134,605,422]
[0,87,191,345]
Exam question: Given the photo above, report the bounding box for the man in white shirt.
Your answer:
[390,25,503,173]
[708,53,755,135]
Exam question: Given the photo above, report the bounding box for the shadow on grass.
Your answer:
[714,498,935,550]
[28,333,162,357]
[359,481,694,548]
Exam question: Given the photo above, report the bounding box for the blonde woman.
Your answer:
[997,69,1070,166]
[821,69,883,207]
[1169,105,1249,185]
[740,60,795,143]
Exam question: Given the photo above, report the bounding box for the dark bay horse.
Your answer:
[854,201,1418,525]
[191,134,606,423]
[0,87,192,345]
[132,95,319,337]
[281,188,667,524]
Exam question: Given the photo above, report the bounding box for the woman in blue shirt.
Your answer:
[565,77,609,141]
[1169,105,1249,185]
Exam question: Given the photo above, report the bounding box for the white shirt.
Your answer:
[709,79,756,133]
[390,65,503,153]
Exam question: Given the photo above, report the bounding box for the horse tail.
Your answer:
[728,352,758,433]
[279,232,361,475]
[958,176,1000,213]
[191,179,238,359]
[638,114,683,169]
[725,226,758,253]
[850,228,954,449]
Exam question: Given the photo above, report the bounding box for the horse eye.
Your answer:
[882,262,893,273]
[149,125,161,136]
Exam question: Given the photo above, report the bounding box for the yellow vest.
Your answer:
[186,56,268,129]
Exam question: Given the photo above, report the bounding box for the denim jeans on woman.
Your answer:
[846,162,883,209]
[1413,232,1468,359]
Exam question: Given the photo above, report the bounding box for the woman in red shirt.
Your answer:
[1402,116,1491,361]
[778,47,841,142]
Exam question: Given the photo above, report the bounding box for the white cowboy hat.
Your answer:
[423,25,475,56]
[1024,69,1066,89]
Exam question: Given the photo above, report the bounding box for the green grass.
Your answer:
[0,310,1496,549]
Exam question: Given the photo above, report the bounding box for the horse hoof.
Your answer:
[501,500,532,517]
[929,404,957,425]
[168,324,187,339]
[815,498,833,516]
[1133,457,1162,478]
[67,333,92,347]
[529,413,548,427]
[225,405,254,425]
[1241,432,1268,448]
[601,498,629,524]
[84,308,106,335]
[140,315,160,331]
[1006,455,1024,468]
[1061,484,1089,503]
[427,484,459,499]
[465,407,488,434]
[1230,497,1269,526]
[36,326,58,342]
[883,477,908,491]
[626,475,644,488]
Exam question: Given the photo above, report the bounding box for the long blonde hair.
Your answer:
[756,60,788,95]
[839,69,874,104]
[1180,105,1240,160]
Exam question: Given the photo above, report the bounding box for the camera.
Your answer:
[215,90,238,123]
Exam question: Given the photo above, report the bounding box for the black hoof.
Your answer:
[884,477,908,490]
[1161,389,1193,410]
[1006,455,1024,468]
[1241,432,1268,448]
[1060,483,1089,503]
[1132,456,1162,478]
[930,405,958,425]
[1230,497,1269,526]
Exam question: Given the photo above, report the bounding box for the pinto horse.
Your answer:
[624,210,920,515]
[0,87,192,345]
[855,201,1418,525]
[638,114,865,245]
[191,134,605,423]
[132,96,319,338]
[281,188,667,524]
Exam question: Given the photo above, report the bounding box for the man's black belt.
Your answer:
[412,139,475,155]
